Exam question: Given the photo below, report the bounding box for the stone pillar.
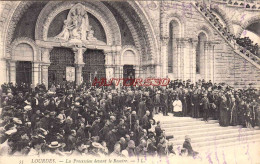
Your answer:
[104,50,114,80]
[41,64,49,88]
[75,64,84,85]
[73,47,86,85]
[41,47,52,88]
[204,42,209,81]
[176,39,181,79]
[190,40,198,83]
[32,62,40,87]
[183,39,192,81]
[161,37,169,78]
[211,44,215,83]
[9,61,16,84]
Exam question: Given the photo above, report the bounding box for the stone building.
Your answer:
[0,0,259,88]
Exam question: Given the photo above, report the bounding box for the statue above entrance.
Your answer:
[54,3,96,42]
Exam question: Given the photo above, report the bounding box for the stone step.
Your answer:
[171,133,260,149]
[163,125,240,136]
[173,137,260,152]
[166,127,259,140]
[168,129,260,145]
[161,119,218,127]
[161,122,220,130]
[198,138,260,151]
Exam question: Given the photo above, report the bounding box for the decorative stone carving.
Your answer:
[35,1,121,46]
[54,3,93,42]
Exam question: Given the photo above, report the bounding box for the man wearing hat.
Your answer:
[46,141,65,156]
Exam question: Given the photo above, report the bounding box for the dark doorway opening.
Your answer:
[123,65,135,86]
[16,61,32,85]
[83,49,106,85]
[48,47,75,87]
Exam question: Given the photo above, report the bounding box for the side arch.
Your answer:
[236,15,260,37]
[11,37,40,61]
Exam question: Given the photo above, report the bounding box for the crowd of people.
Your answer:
[0,79,258,157]
[236,37,259,57]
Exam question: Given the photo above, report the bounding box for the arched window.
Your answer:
[196,32,207,74]
[168,20,180,73]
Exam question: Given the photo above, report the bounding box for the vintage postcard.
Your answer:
[0,0,259,164]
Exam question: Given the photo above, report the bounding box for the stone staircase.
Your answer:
[192,2,260,69]
[154,113,260,153]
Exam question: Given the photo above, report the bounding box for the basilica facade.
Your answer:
[0,0,259,88]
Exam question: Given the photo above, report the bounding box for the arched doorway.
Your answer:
[48,47,75,87]
[16,61,32,85]
[82,49,106,84]
[13,43,34,85]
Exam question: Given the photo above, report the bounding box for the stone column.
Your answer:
[32,62,40,87]
[176,39,181,80]
[211,44,215,82]
[9,61,16,84]
[41,64,49,88]
[114,51,121,79]
[182,39,192,81]
[206,42,213,82]
[161,37,169,78]
[75,64,84,85]
[41,47,52,88]
[73,47,86,86]
[104,50,114,80]
[204,42,209,81]
[190,40,198,83]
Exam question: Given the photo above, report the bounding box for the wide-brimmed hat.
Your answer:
[24,105,32,111]
[13,118,22,125]
[5,128,17,135]
[48,141,61,148]
[92,142,104,149]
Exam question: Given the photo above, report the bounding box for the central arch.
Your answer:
[35,1,121,45]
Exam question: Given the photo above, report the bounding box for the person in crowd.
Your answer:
[182,135,198,157]
[173,97,182,116]
[121,140,136,157]
[200,93,210,121]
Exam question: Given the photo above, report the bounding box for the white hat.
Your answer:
[48,141,61,148]
[13,118,22,124]
[5,128,17,135]
[24,105,32,111]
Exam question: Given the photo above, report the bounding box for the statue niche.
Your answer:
[54,3,96,42]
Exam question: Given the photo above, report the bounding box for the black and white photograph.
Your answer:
[0,0,259,163]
